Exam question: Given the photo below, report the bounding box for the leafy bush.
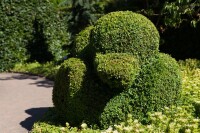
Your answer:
[104,106,199,133]
[0,0,33,71]
[91,11,160,62]
[0,0,70,72]
[94,53,140,89]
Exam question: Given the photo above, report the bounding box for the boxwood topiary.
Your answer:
[99,53,182,128]
[52,11,182,129]
[94,53,140,89]
[52,58,87,124]
[91,11,160,62]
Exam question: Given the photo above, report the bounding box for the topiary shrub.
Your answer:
[52,58,87,124]
[99,53,182,128]
[53,11,181,129]
[91,11,160,62]
[94,53,140,89]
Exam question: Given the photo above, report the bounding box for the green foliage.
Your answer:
[0,0,70,72]
[26,0,70,62]
[0,0,33,71]
[42,14,70,62]
[68,0,98,35]
[105,106,199,133]
[52,11,182,129]
[163,0,200,28]
[179,59,200,117]
[94,53,140,89]
[52,58,87,124]
[91,11,160,62]
[31,106,200,133]
[100,53,182,128]
[73,26,94,59]
[12,62,60,80]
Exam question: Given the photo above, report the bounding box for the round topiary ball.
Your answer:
[91,11,160,62]
[52,58,87,124]
[99,53,182,128]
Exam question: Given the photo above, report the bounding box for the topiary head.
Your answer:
[73,26,94,58]
[91,11,160,62]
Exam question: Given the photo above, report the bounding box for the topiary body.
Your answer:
[99,53,182,128]
[52,11,182,129]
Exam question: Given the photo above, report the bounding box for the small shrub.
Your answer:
[91,11,160,62]
[94,53,140,89]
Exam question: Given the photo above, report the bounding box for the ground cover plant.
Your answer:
[52,11,182,129]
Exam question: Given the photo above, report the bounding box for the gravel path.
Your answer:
[0,73,53,133]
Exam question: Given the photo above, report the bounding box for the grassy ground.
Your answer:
[11,62,60,80]
[12,59,200,133]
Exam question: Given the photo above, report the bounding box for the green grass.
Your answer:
[28,59,200,133]
[11,62,60,80]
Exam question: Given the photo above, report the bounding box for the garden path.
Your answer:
[0,73,53,133]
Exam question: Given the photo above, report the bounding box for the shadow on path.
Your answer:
[0,73,38,80]
[0,73,54,88]
[29,80,54,88]
[20,107,50,131]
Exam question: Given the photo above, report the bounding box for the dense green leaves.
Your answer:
[0,0,70,71]
[100,53,182,128]
[53,58,88,125]
[91,11,160,62]
[52,11,181,129]
[73,26,94,58]
[94,53,140,89]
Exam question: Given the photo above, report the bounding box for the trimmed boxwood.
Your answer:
[94,53,140,89]
[91,11,160,62]
[52,58,87,124]
[99,53,182,128]
[52,11,182,129]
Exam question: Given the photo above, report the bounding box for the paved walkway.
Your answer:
[0,73,53,133]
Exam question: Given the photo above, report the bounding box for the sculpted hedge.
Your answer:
[53,11,182,128]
